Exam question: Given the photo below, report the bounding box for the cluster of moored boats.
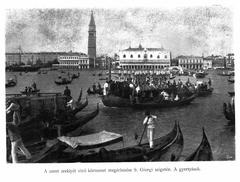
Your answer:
[6,86,214,163]
[12,121,213,163]
[6,89,100,163]
[5,68,234,163]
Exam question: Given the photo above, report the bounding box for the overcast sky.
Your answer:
[5,6,233,57]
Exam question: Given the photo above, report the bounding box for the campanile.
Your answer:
[88,11,96,68]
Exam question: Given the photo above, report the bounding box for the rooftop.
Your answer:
[122,44,167,52]
[176,55,203,59]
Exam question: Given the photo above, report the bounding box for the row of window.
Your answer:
[179,59,203,64]
[180,65,203,69]
[122,54,168,59]
[58,65,89,69]
[121,64,170,70]
[60,60,88,64]
[59,56,87,60]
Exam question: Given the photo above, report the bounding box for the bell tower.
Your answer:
[88,11,96,68]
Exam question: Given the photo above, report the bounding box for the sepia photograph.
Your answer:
[1,0,239,181]
[5,5,235,163]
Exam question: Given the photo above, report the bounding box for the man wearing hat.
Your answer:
[143,110,157,149]
[6,99,31,163]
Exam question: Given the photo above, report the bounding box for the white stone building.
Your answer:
[177,56,203,70]
[118,45,171,70]
[54,52,89,69]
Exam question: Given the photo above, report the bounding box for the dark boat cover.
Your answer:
[58,130,123,149]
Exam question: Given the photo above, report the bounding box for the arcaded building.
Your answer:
[119,44,171,70]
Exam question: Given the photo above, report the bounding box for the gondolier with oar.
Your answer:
[6,99,32,163]
[142,110,157,149]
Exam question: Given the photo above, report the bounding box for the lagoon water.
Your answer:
[6,69,235,161]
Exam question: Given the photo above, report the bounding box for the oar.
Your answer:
[138,123,148,145]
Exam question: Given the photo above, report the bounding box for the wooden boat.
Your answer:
[151,122,183,161]
[20,89,40,95]
[57,104,99,136]
[57,121,183,162]
[71,73,80,79]
[185,128,213,161]
[41,71,48,74]
[87,88,103,95]
[228,78,234,83]
[70,97,88,116]
[6,76,17,88]
[223,103,235,123]
[169,75,176,80]
[194,71,206,79]
[197,88,214,97]
[55,77,72,85]
[77,88,83,103]
[218,71,234,76]
[99,77,107,80]
[6,79,17,88]
[58,130,124,150]
[17,140,66,163]
[18,103,99,145]
[102,94,196,108]
[228,91,235,97]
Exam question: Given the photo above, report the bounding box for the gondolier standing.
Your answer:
[6,99,31,163]
[143,110,157,149]
[63,86,72,102]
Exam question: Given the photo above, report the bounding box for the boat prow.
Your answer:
[185,128,213,161]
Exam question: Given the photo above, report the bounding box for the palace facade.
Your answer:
[177,56,203,70]
[54,52,89,69]
[119,45,171,70]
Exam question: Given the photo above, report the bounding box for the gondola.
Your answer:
[99,77,107,80]
[70,97,88,116]
[87,88,103,95]
[227,78,234,83]
[228,91,235,97]
[6,80,17,87]
[6,76,17,88]
[56,121,183,162]
[57,104,99,136]
[20,89,40,95]
[218,71,234,76]
[102,94,196,108]
[169,75,176,80]
[149,121,184,161]
[194,72,205,79]
[71,73,80,79]
[223,103,235,123]
[7,139,67,163]
[55,78,72,85]
[185,128,213,161]
[19,103,99,144]
[41,71,48,74]
[197,88,214,97]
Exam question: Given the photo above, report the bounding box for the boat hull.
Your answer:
[56,122,183,162]
[102,94,196,108]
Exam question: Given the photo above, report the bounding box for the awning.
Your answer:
[58,130,123,149]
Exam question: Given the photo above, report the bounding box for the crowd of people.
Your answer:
[103,73,203,103]
[103,73,214,103]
